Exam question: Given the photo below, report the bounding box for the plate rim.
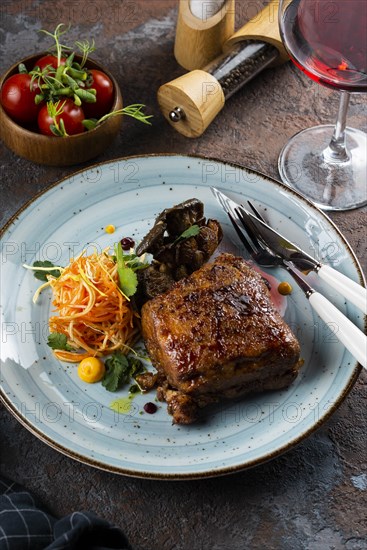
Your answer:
[0,153,364,480]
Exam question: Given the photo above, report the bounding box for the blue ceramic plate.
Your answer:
[0,155,364,479]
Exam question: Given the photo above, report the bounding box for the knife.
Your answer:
[211,187,367,315]
[212,187,367,368]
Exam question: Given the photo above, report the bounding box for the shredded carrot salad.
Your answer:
[47,251,140,362]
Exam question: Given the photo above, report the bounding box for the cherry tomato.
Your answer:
[83,69,114,119]
[1,73,41,124]
[34,55,67,72]
[37,99,85,136]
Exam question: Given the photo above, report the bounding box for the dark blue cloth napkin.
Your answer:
[0,476,131,550]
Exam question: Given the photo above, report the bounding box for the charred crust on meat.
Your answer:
[165,390,199,424]
[135,372,158,392]
[141,253,303,424]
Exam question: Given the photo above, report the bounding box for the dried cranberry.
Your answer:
[143,402,157,414]
[120,237,135,250]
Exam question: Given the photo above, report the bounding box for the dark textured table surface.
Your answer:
[1,2,366,549]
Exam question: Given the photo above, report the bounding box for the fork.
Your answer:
[228,205,367,369]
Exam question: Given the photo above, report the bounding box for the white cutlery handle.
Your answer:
[318,265,367,315]
[309,292,366,369]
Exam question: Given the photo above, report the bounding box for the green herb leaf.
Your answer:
[33,260,61,281]
[173,224,200,245]
[120,267,137,298]
[123,254,149,271]
[74,38,96,67]
[61,73,78,90]
[65,52,75,67]
[35,94,45,105]
[74,88,96,102]
[102,352,130,392]
[47,332,72,351]
[102,352,147,392]
[39,23,72,68]
[82,118,98,131]
[129,357,145,377]
[50,124,63,137]
[59,117,68,137]
[18,63,28,74]
[73,93,82,106]
[87,104,153,131]
[115,242,138,297]
[68,68,87,82]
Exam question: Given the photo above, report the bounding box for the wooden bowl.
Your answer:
[0,53,123,166]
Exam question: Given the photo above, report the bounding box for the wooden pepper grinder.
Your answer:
[158,1,289,137]
[174,0,236,70]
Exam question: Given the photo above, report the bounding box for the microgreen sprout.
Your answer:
[47,99,68,136]
[39,23,72,67]
[13,23,153,136]
[82,104,153,131]
[74,39,96,67]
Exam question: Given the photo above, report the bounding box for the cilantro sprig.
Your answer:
[102,351,145,392]
[47,332,72,351]
[114,242,148,297]
[23,260,62,281]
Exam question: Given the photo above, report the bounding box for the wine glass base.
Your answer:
[278,125,367,211]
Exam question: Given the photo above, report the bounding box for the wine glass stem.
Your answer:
[323,91,351,163]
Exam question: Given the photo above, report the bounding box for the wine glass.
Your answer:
[278,0,367,211]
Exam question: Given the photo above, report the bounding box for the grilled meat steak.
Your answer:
[142,253,302,424]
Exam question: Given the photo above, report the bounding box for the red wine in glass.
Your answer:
[278,0,367,210]
[285,0,367,92]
